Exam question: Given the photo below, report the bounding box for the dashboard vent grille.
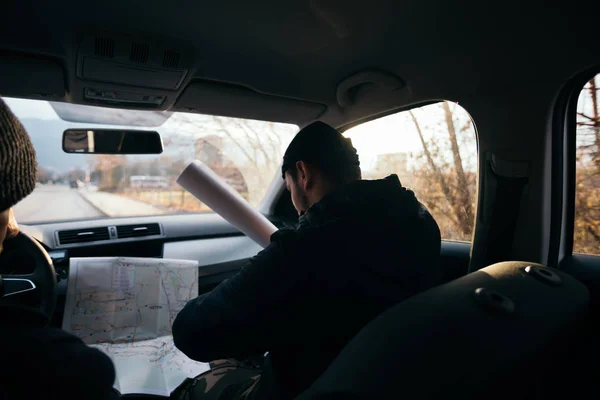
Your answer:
[130,43,150,64]
[116,223,161,239]
[162,50,180,68]
[94,37,114,58]
[58,227,110,245]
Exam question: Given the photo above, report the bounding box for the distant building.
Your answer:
[368,152,415,186]
[93,155,125,190]
[195,136,249,199]
[130,176,169,189]
[375,153,408,174]
[195,135,224,166]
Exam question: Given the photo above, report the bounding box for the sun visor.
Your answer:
[175,80,327,124]
[50,101,173,127]
[0,52,65,99]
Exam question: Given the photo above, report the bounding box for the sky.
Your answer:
[345,102,477,171]
[345,111,422,157]
[4,97,58,120]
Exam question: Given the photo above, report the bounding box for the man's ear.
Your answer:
[295,160,314,191]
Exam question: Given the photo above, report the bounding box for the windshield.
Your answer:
[4,98,298,224]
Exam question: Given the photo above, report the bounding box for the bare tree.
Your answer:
[574,75,600,254]
[36,167,51,183]
[158,114,295,206]
[409,103,475,238]
[93,155,125,191]
[404,83,598,251]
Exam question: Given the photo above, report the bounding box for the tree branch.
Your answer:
[589,76,600,171]
[233,120,275,172]
[577,112,599,122]
[212,117,259,170]
[586,226,600,242]
[241,121,276,170]
[409,110,458,207]
[577,122,598,127]
[442,102,474,234]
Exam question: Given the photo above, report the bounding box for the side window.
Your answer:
[344,101,477,242]
[574,74,600,255]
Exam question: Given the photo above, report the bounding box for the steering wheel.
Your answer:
[0,231,57,319]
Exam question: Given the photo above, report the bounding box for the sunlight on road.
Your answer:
[14,184,105,224]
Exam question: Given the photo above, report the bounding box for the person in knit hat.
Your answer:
[0,98,119,400]
[0,98,36,253]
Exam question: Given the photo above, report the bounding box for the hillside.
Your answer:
[20,118,90,173]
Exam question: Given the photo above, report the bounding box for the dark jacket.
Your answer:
[0,305,119,400]
[173,175,441,399]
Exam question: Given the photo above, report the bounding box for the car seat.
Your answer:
[297,261,590,399]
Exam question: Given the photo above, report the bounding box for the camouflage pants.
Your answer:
[172,359,262,400]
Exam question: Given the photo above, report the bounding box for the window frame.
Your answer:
[338,100,479,244]
[552,67,600,266]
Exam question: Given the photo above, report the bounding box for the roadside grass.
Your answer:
[120,189,212,213]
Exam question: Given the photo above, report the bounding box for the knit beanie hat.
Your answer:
[0,98,37,211]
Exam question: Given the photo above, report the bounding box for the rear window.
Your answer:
[344,101,477,242]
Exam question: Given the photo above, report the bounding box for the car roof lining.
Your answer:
[2,0,599,286]
[0,1,598,128]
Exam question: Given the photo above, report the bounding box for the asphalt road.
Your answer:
[13,184,106,224]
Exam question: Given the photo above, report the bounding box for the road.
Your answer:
[13,184,105,224]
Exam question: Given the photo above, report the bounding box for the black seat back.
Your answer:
[297,261,590,399]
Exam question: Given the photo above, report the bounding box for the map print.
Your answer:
[63,257,210,396]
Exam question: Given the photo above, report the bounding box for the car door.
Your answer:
[541,68,600,395]
[550,69,600,296]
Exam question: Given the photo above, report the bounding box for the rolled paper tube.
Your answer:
[177,160,278,248]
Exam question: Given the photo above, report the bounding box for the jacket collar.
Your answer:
[297,174,408,229]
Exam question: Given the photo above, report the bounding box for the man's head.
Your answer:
[0,99,37,251]
[282,121,361,215]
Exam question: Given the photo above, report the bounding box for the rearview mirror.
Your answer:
[62,129,163,154]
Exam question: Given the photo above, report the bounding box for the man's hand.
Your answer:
[0,208,19,254]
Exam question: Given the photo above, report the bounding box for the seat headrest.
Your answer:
[298,262,590,399]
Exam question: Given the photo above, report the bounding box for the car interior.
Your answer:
[1,0,599,398]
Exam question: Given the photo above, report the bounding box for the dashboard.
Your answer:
[14,212,289,328]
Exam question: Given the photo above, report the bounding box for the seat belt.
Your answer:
[470,154,529,272]
[483,171,528,265]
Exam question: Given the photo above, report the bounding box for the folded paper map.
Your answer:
[63,257,210,396]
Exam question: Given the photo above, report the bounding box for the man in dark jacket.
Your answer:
[172,121,442,399]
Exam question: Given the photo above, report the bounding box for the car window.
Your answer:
[4,97,298,224]
[574,73,600,256]
[343,101,477,242]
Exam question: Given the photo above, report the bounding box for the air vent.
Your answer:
[94,37,115,58]
[130,43,150,64]
[162,50,180,68]
[116,223,161,239]
[58,227,110,245]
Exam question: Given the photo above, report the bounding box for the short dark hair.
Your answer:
[286,158,361,183]
[282,121,361,184]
